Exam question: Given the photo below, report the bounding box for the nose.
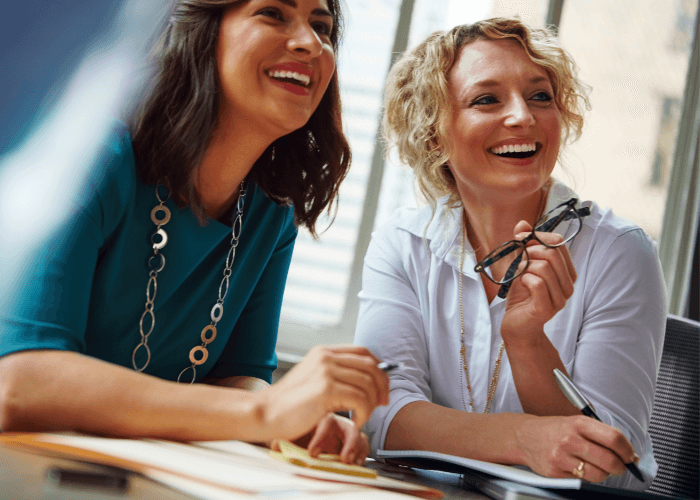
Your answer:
[287,22,324,59]
[503,95,535,129]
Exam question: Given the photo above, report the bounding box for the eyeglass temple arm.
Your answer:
[496,252,524,299]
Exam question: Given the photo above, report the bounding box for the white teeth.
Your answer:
[267,69,310,86]
[490,143,537,155]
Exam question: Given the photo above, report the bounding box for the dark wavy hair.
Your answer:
[130,0,350,236]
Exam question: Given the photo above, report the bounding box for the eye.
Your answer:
[471,95,498,106]
[531,91,553,102]
[311,20,332,37]
[256,7,284,22]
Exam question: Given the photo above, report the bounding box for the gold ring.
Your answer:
[572,461,585,479]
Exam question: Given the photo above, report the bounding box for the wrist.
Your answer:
[501,328,547,353]
[248,388,275,442]
[511,413,539,467]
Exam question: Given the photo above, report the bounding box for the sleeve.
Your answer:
[572,228,667,490]
[354,223,433,455]
[207,206,297,384]
[0,127,133,358]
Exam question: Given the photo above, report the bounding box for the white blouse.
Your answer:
[355,180,667,490]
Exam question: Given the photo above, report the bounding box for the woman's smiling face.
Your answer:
[216,0,336,140]
[442,39,563,204]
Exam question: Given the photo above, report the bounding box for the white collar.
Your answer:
[393,178,588,276]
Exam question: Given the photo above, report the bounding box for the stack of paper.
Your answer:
[0,433,443,499]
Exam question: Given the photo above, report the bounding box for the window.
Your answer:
[276,0,699,357]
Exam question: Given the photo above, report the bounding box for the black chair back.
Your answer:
[647,314,700,498]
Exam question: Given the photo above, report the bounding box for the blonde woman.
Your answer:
[355,19,665,489]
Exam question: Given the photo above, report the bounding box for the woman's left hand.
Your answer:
[501,220,577,346]
[271,413,369,465]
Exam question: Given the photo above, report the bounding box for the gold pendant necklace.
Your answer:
[458,225,505,414]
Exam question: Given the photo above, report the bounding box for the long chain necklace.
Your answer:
[132,183,246,384]
[458,225,505,414]
[457,187,548,412]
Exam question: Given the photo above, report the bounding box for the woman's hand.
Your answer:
[307,413,370,464]
[271,413,370,465]
[501,220,577,346]
[258,345,389,445]
[516,415,638,482]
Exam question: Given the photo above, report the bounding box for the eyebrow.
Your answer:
[472,75,550,88]
[274,0,333,17]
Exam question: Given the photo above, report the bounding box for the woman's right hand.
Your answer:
[258,345,389,443]
[515,415,638,482]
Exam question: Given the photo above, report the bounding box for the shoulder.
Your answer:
[547,179,656,257]
[366,196,461,273]
[579,200,657,259]
[36,121,139,244]
[374,196,459,246]
[76,122,138,229]
[246,183,297,243]
[570,197,664,306]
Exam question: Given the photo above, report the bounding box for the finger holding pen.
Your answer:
[554,369,644,482]
[261,345,390,442]
[516,414,636,482]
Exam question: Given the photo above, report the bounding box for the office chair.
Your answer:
[647,314,700,498]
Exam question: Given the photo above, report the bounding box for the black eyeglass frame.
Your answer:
[472,198,591,299]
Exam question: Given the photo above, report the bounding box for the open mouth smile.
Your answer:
[266,69,311,88]
[489,143,539,159]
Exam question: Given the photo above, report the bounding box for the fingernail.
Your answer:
[633,453,640,464]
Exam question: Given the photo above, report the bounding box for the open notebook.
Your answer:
[376,449,672,500]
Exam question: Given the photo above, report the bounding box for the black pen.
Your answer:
[377,361,404,373]
[553,368,644,482]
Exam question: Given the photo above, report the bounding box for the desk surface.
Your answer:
[0,443,489,500]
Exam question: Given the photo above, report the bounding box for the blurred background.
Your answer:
[276,0,699,358]
[1,0,697,362]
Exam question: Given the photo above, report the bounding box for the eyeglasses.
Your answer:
[473,198,591,299]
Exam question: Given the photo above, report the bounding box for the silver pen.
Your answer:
[553,368,644,482]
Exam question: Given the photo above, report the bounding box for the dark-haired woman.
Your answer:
[0,0,388,464]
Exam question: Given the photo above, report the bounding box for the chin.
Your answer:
[497,173,549,194]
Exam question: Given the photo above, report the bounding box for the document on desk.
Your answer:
[377,449,583,489]
[0,433,443,499]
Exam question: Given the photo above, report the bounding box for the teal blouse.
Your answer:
[0,124,297,383]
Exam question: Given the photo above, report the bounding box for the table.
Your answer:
[0,442,490,500]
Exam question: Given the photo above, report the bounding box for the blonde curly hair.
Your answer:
[383,18,590,207]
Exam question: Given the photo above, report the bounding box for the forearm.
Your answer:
[503,332,580,417]
[0,350,272,442]
[384,400,533,465]
[203,375,270,392]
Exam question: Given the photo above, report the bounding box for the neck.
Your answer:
[196,114,278,221]
[460,183,550,262]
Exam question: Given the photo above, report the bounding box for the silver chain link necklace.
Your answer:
[132,183,246,384]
